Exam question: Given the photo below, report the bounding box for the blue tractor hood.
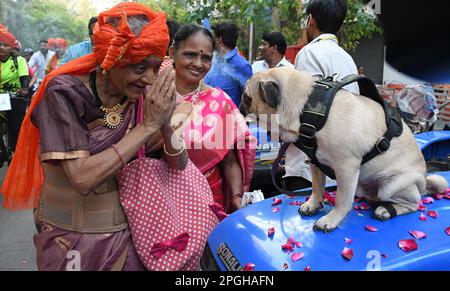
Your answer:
[201,132,450,271]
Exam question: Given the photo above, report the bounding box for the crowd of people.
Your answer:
[0,0,360,271]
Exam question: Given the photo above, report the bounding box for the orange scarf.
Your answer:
[1,2,169,210]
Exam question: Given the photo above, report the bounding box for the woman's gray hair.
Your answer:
[106,15,149,36]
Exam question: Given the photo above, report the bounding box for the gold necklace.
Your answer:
[100,103,123,129]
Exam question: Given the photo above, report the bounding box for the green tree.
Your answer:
[182,0,380,60]
[132,0,188,23]
[0,0,87,51]
[341,0,382,51]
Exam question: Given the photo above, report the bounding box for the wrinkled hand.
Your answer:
[143,68,176,130]
[146,131,164,152]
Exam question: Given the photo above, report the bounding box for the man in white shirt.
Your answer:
[252,32,293,74]
[283,0,360,191]
[28,39,55,91]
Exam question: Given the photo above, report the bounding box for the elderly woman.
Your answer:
[2,3,186,271]
[157,24,256,212]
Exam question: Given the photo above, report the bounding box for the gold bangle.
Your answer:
[163,138,186,157]
[231,194,242,200]
[111,143,127,167]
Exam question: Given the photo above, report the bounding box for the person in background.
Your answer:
[358,65,366,76]
[0,25,30,157]
[59,17,98,66]
[283,0,359,191]
[23,48,34,63]
[150,24,256,212]
[159,19,182,72]
[28,39,55,91]
[204,22,253,106]
[46,38,68,74]
[252,31,293,74]
[22,48,37,95]
[254,45,263,62]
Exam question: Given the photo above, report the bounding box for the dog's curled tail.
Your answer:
[426,175,448,194]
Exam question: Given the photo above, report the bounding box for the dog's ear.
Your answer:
[259,81,280,108]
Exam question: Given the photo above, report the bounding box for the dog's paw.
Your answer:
[313,211,343,233]
[374,205,396,221]
[299,199,322,216]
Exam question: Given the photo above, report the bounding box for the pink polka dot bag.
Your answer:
[118,158,219,271]
[117,95,219,270]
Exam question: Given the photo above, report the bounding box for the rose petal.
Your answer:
[345,238,352,245]
[359,203,371,210]
[287,237,296,245]
[304,266,311,271]
[325,196,336,206]
[421,197,434,204]
[291,252,305,262]
[444,194,450,200]
[354,197,362,203]
[427,210,439,218]
[268,227,275,238]
[445,227,450,236]
[243,263,255,271]
[381,253,388,258]
[409,230,427,239]
[418,202,427,211]
[419,213,427,221]
[341,247,354,260]
[282,263,289,270]
[295,241,303,248]
[289,201,303,206]
[434,194,444,200]
[398,239,418,252]
[272,198,282,206]
[272,207,280,213]
[365,225,378,232]
[282,243,294,253]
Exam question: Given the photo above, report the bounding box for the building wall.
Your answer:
[350,33,384,84]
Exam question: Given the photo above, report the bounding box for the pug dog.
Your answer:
[240,67,448,233]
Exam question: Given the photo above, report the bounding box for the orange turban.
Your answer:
[1,2,169,210]
[47,38,56,49]
[93,2,170,71]
[55,38,68,49]
[0,24,17,48]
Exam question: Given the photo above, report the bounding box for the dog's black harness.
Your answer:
[293,75,403,179]
[271,75,403,194]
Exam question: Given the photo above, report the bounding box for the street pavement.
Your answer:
[0,165,37,271]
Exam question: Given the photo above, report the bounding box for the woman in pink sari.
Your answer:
[165,24,256,212]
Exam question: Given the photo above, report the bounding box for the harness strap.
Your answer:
[291,75,403,180]
[295,82,337,179]
[361,114,403,164]
[271,142,297,195]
